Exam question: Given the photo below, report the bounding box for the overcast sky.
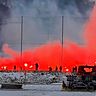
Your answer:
[0,0,94,51]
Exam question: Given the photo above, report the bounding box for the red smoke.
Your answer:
[0,6,96,72]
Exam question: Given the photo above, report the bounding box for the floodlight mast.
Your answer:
[21,16,23,71]
[62,16,64,49]
[61,16,64,70]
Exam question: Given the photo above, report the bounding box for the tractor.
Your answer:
[63,65,96,91]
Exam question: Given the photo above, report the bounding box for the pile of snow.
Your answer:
[0,72,66,84]
[0,72,25,83]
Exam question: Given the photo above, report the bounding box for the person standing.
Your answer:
[55,66,58,72]
[59,66,62,72]
[35,63,39,71]
[49,66,52,72]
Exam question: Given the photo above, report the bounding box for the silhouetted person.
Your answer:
[14,65,16,71]
[59,66,62,72]
[55,66,58,72]
[35,63,39,71]
[49,67,52,72]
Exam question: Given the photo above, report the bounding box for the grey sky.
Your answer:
[0,0,94,51]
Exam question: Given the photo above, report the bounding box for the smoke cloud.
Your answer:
[1,0,94,50]
[0,0,95,71]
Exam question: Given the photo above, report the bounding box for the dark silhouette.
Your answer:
[35,63,39,71]
[49,67,52,72]
[59,66,62,72]
[14,65,16,71]
[55,66,58,71]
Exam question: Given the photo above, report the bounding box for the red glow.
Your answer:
[0,6,96,72]
[84,68,92,72]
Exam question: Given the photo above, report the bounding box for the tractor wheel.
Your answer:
[89,86,94,91]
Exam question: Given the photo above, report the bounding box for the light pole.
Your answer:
[20,16,23,72]
[61,16,64,70]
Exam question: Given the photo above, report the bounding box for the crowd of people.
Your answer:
[35,63,63,72]
[1,62,63,72]
[48,66,62,72]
